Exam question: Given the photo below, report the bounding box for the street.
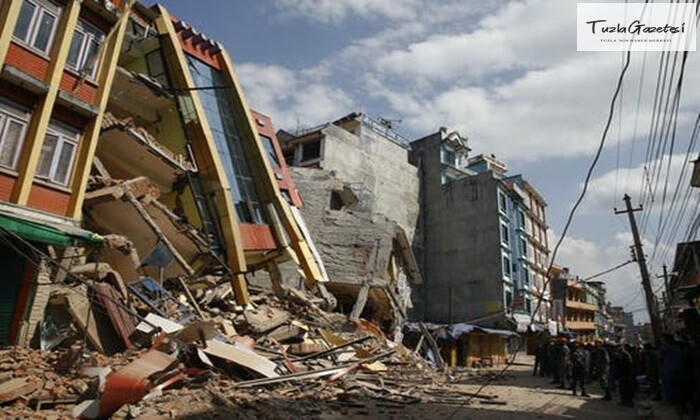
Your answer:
[316,352,676,420]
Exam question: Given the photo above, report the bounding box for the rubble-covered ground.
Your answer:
[0,284,461,419]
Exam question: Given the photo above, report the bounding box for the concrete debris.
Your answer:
[0,279,475,418]
[1,167,443,418]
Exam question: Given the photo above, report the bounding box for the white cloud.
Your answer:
[236,63,355,130]
[272,0,423,24]
[583,153,693,215]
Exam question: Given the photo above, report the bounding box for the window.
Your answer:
[260,135,280,168]
[520,238,528,257]
[498,190,507,213]
[35,122,79,186]
[0,101,30,171]
[525,298,532,314]
[300,139,321,163]
[505,290,513,309]
[523,267,530,285]
[518,210,526,228]
[66,18,105,78]
[500,223,509,246]
[502,255,511,278]
[12,0,60,55]
[441,145,457,167]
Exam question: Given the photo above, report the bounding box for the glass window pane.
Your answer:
[0,119,24,168]
[53,141,75,184]
[66,31,84,69]
[260,135,280,168]
[13,1,36,42]
[32,11,56,53]
[83,39,100,74]
[36,134,58,177]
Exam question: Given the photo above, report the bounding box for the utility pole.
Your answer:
[615,194,663,343]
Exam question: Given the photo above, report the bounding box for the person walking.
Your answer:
[570,341,589,397]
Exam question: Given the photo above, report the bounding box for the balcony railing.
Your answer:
[566,300,596,311]
[566,320,596,331]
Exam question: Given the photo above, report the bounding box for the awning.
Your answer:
[0,213,103,246]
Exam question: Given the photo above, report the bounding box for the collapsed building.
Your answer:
[278,113,423,339]
[0,0,332,351]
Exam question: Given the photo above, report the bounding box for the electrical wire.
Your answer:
[447,45,634,419]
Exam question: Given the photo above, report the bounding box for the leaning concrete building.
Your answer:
[278,113,422,338]
[0,0,328,348]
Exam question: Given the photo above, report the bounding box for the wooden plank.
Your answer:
[203,339,279,379]
[0,377,40,404]
[62,292,105,353]
[349,283,370,321]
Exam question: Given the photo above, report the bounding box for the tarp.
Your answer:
[405,322,520,340]
[0,213,103,246]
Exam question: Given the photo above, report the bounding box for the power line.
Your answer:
[447,45,634,419]
[582,259,635,282]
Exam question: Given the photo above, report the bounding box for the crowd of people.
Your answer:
[532,334,700,416]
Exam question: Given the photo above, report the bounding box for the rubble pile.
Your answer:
[1,276,486,418]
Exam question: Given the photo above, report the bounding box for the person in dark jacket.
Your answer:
[570,341,590,397]
[614,344,635,407]
[533,343,543,376]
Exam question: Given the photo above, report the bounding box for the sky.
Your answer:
[155,0,700,325]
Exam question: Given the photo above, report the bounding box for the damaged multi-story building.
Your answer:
[278,113,423,338]
[409,129,552,333]
[0,0,330,349]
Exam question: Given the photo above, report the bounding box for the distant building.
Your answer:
[408,129,552,332]
[588,281,611,339]
[666,241,700,336]
[551,267,599,342]
[608,305,636,343]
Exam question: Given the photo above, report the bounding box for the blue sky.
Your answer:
[155,0,700,324]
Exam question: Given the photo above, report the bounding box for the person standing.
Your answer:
[556,337,570,389]
[570,341,590,397]
[591,339,611,400]
[614,344,635,407]
[533,343,543,376]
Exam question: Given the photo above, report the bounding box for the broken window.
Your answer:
[13,0,60,56]
[146,49,170,87]
[300,139,321,163]
[66,17,105,78]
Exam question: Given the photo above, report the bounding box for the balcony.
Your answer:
[566,300,596,312]
[566,320,596,331]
